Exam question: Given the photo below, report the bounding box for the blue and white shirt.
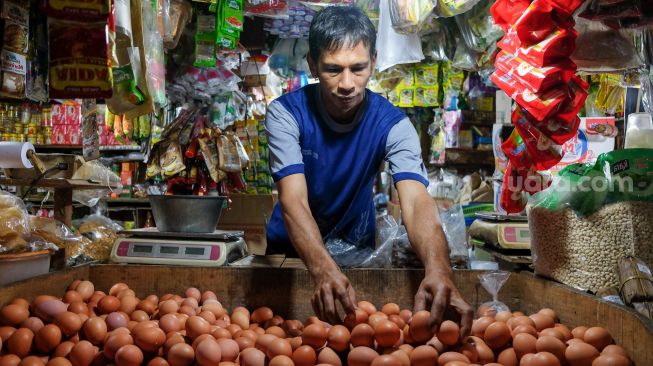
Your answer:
[265,84,428,255]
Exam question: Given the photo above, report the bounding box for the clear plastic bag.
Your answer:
[245,0,289,19]
[388,0,436,34]
[325,215,398,268]
[477,271,510,317]
[71,161,122,207]
[142,0,166,109]
[29,216,81,251]
[437,0,483,17]
[421,19,457,61]
[376,0,424,71]
[69,210,123,266]
[454,0,503,53]
[452,36,479,71]
[164,0,192,50]
[0,191,31,253]
[437,203,468,268]
[268,38,310,79]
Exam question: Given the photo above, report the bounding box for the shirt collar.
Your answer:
[315,86,368,133]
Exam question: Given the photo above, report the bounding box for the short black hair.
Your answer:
[308,6,376,62]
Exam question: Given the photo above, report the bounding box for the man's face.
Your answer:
[309,42,375,121]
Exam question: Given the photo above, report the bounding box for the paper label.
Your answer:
[1,50,26,75]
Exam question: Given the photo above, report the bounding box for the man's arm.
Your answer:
[396,179,473,338]
[277,174,356,324]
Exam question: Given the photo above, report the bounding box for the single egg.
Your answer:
[1,304,29,326]
[82,317,107,345]
[302,323,327,349]
[409,345,438,366]
[436,352,470,366]
[371,354,401,366]
[513,333,538,359]
[358,301,377,315]
[535,335,566,362]
[104,332,134,359]
[318,346,342,366]
[497,348,518,366]
[293,344,317,366]
[147,357,170,366]
[471,317,495,338]
[601,344,629,358]
[21,317,45,334]
[115,344,144,366]
[97,296,121,315]
[344,309,369,330]
[348,346,379,366]
[196,337,222,366]
[167,343,195,366]
[529,314,555,332]
[592,354,632,366]
[251,307,274,324]
[572,326,588,339]
[565,341,599,366]
[241,347,267,366]
[218,338,240,361]
[35,324,62,353]
[268,337,293,359]
[7,327,34,358]
[374,320,401,347]
[437,320,460,346]
[408,311,433,343]
[45,357,72,366]
[529,351,561,366]
[52,341,75,358]
[381,303,400,316]
[583,327,613,351]
[484,321,511,349]
[69,340,98,366]
[351,323,375,348]
[327,324,350,352]
[269,355,295,366]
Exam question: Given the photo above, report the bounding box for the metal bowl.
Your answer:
[148,195,226,233]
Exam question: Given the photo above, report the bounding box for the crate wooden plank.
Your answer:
[0,265,651,365]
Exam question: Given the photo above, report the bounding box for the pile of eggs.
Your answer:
[0,280,634,366]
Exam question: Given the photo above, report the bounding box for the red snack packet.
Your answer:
[502,128,534,175]
[491,68,568,121]
[491,0,531,31]
[545,0,586,17]
[42,0,110,22]
[514,107,580,146]
[494,50,576,93]
[498,27,578,67]
[512,0,556,45]
[500,162,528,214]
[512,108,564,170]
[555,76,589,125]
[522,167,552,195]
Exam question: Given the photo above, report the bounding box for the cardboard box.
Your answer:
[244,74,267,87]
[217,194,276,255]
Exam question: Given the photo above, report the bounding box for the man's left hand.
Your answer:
[414,270,474,341]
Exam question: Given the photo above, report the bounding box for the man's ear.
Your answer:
[370,52,377,72]
[307,55,317,78]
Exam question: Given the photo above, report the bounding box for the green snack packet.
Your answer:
[599,148,653,203]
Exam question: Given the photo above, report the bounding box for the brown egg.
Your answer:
[83,317,107,345]
[168,343,195,366]
[468,337,495,364]
[520,353,535,366]
[388,314,406,329]
[67,302,88,316]
[36,300,68,322]
[348,346,379,366]
[196,337,222,366]
[389,349,410,366]
[251,307,274,324]
[159,314,181,334]
[54,311,82,336]
[163,333,185,356]
[22,317,45,334]
[46,357,72,366]
[583,327,613,351]
[538,309,558,323]
[186,316,211,340]
[371,354,401,366]
[130,310,150,322]
[351,323,375,348]
[459,340,479,363]
[317,346,342,366]
[105,312,129,331]
[409,311,433,343]
[399,310,412,324]
[104,332,134,359]
[327,324,350,352]
[513,333,538,359]
[213,327,232,340]
[118,296,139,315]
[184,288,200,301]
[0,354,21,366]
[508,316,535,331]
[536,335,566,362]
[293,344,318,366]
[181,297,199,310]
[382,303,400,316]
[114,344,144,366]
[530,351,561,366]
[301,323,327,349]
[97,296,121,315]
[529,314,555,332]
[409,345,438,366]
[69,340,98,366]
[53,341,75,358]
[266,325,286,338]
[134,326,166,352]
[375,320,401,347]
[75,281,95,301]
[17,356,45,366]
[218,338,240,361]
[7,327,34,357]
[601,344,629,358]
[192,334,214,350]
[495,311,513,323]
[241,347,267,366]
[231,311,250,330]
[565,341,599,366]
[1,304,30,326]
[136,300,157,315]
[592,354,632,366]
[268,337,293,359]
[254,333,276,354]
[290,336,303,350]
[484,321,511,349]
[236,336,256,351]
[572,326,588,339]
[437,320,460,346]
[368,312,389,329]
[436,352,470,366]
[539,328,565,341]
[358,301,377,315]
[471,317,494,338]
[202,303,227,319]
[179,305,196,317]
[344,309,369,330]
[269,355,295,366]
[108,283,129,296]
[35,324,62,353]
[147,356,170,366]
[497,348,518,366]
[554,324,572,341]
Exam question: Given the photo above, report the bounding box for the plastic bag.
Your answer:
[437,0,482,17]
[165,0,192,50]
[421,21,456,61]
[71,161,122,207]
[477,271,510,317]
[454,0,503,53]
[376,0,424,71]
[0,191,31,253]
[437,203,468,268]
[142,0,167,109]
[69,211,123,266]
[268,38,310,79]
[571,18,642,72]
[388,0,436,34]
[325,215,398,268]
[29,216,82,253]
[451,37,479,71]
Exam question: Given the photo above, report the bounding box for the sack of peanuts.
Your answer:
[528,149,653,293]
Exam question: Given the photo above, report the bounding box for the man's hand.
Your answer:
[311,267,357,325]
[414,270,474,340]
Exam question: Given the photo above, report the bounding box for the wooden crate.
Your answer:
[1,265,652,365]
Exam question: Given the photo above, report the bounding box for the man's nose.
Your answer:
[338,69,355,94]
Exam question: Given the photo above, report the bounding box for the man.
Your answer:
[265,5,472,336]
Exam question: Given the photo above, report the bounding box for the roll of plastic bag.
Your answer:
[376,0,424,72]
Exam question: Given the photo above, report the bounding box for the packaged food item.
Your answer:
[198,134,224,182]
[0,52,26,99]
[617,256,653,305]
[69,214,123,266]
[499,27,577,67]
[48,20,112,99]
[43,0,109,21]
[513,107,579,146]
[494,50,576,93]
[389,0,437,33]
[501,128,534,175]
[499,162,528,213]
[160,140,186,177]
[437,0,483,17]
[512,109,564,170]
[599,148,653,204]
[0,191,30,253]
[217,133,242,173]
[164,0,192,50]
[510,0,568,45]
[490,0,531,31]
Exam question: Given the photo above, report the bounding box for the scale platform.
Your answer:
[469,212,530,250]
[110,228,248,266]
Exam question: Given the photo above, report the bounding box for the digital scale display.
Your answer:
[117,241,218,260]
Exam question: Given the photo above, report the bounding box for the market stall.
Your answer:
[0,0,653,364]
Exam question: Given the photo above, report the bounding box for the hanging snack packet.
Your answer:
[555,75,589,125]
[199,134,224,183]
[490,0,530,31]
[513,106,580,146]
[160,141,186,177]
[48,20,112,99]
[499,27,577,67]
[43,0,109,21]
[217,134,242,173]
[544,0,585,17]
[512,108,564,170]
[477,271,511,317]
[501,128,534,176]
[494,50,576,93]
[500,162,528,213]
[511,0,556,45]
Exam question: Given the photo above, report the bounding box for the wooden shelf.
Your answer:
[461,110,495,126]
[34,145,141,151]
[429,148,494,167]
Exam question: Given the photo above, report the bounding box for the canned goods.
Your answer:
[41,108,52,127]
[7,133,16,142]
[13,123,22,134]
[17,134,26,142]
[36,133,45,145]
[23,126,29,135]
[27,123,37,135]
[27,136,36,144]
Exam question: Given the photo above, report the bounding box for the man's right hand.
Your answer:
[311,267,357,325]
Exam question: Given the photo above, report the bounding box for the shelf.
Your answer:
[430,148,494,167]
[102,197,150,204]
[34,145,142,151]
[461,110,495,126]
[0,178,119,190]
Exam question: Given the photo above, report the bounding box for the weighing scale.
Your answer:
[469,212,530,250]
[110,228,248,266]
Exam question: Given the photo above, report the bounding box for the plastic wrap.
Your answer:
[0,191,31,253]
[388,0,436,34]
[164,0,192,50]
[571,18,642,72]
[68,212,123,266]
[376,0,424,71]
[245,0,289,19]
[71,161,122,207]
[325,214,397,268]
[29,216,82,254]
[454,0,503,53]
[142,0,166,109]
[477,271,510,317]
[437,203,469,268]
[436,0,482,17]
[421,19,456,61]
[451,37,479,71]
